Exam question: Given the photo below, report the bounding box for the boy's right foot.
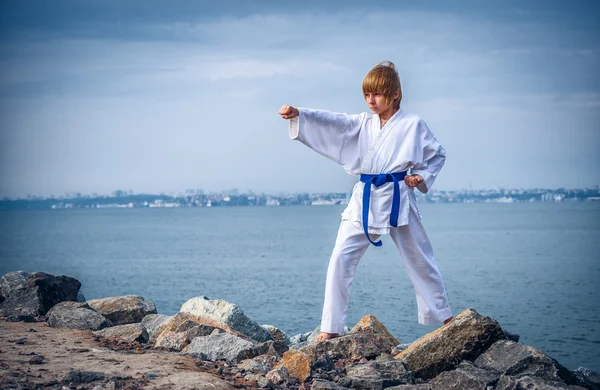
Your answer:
[314,332,340,342]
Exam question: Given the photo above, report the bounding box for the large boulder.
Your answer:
[0,271,81,321]
[572,367,600,390]
[93,323,149,343]
[141,313,172,343]
[180,296,272,342]
[474,339,575,384]
[182,333,258,363]
[394,308,505,380]
[300,332,397,362]
[87,295,156,325]
[338,360,413,389]
[46,301,112,331]
[428,361,500,390]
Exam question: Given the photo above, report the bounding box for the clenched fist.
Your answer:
[404,174,424,188]
[279,105,299,119]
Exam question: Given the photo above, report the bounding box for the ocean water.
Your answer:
[1,203,599,372]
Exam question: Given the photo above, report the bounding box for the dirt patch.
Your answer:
[0,319,235,389]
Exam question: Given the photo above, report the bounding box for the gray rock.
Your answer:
[338,360,413,389]
[0,271,81,320]
[238,359,270,374]
[61,370,107,384]
[93,323,149,343]
[394,308,506,380]
[47,301,112,331]
[572,367,600,390]
[474,339,574,384]
[141,313,172,343]
[87,295,157,325]
[429,361,500,390]
[503,328,520,342]
[386,385,431,390]
[265,366,292,385]
[496,374,586,390]
[180,296,272,342]
[182,333,257,363]
[311,380,350,389]
[256,340,289,357]
[185,324,218,339]
[262,324,290,344]
[76,290,86,303]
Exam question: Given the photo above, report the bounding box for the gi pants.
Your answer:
[320,206,452,333]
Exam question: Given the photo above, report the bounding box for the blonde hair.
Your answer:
[362,61,402,109]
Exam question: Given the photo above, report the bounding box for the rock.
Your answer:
[256,340,289,357]
[496,374,586,390]
[61,370,107,384]
[87,295,156,325]
[262,324,290,344]
[182,333,257,363]
[350,314,400,346]
[311,379,350,389]
[0,271,81,320]
[275,350,312,382]
[76,290,86,302]
[238,359,271,374]
[338,360,413,389]
[503,328,520,342]
[386,385,431,390]
[474,339,574,384]
[395,308,505,380]
[572,367,600,390]
[180,296,273,342]
[141,313,172,343]
[290,331,313,346]
[29,355,44,364]
[300,332,397,362]
[185,324,218,339]
[266,366,292,385]
[46,301,112,331]
[428,361,500,389]
[93,323,149,343]
[154,331,189,351]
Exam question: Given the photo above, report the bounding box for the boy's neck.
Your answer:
[379,107,399,122]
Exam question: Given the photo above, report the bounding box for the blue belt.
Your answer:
[359,171,408,247]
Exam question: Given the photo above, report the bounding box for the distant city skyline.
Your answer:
[1,1,599,198]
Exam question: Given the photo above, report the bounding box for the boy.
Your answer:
[279,61,453,342]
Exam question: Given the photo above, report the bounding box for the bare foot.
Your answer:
[314,332,340,342]
[444,317,454,325]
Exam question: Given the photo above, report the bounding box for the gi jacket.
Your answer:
[289,107,445,234]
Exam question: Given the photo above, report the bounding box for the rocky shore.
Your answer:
[1,271,598,390]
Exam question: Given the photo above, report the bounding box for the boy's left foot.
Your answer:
[314,332,339,342]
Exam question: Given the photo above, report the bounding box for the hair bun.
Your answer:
[378,61,395,69]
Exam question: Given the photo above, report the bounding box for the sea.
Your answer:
[1,202,599,372]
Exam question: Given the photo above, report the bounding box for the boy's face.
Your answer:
[364,91,397,115]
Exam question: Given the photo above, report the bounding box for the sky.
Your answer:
[0,0,599,197]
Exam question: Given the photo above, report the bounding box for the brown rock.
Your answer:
[350,314,400,346]
[275,350,312,382]
[394,308,506,380]
[300,332,397,362]
[93,323,148,343]
[154,330,189,351]
[87,296,156,325]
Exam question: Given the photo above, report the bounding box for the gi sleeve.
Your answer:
[411,119,446,194]
[289,108,364,170]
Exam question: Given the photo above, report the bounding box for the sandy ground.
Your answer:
[0,319,236,389]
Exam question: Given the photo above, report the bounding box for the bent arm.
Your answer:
[411,120,446,194]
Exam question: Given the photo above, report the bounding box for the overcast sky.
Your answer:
[1,0,599,197]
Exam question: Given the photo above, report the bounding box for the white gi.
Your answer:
[289,107,452,333]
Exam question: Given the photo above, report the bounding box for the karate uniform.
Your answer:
[289,107,452,333]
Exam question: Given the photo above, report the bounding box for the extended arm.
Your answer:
[280,105,364,169]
